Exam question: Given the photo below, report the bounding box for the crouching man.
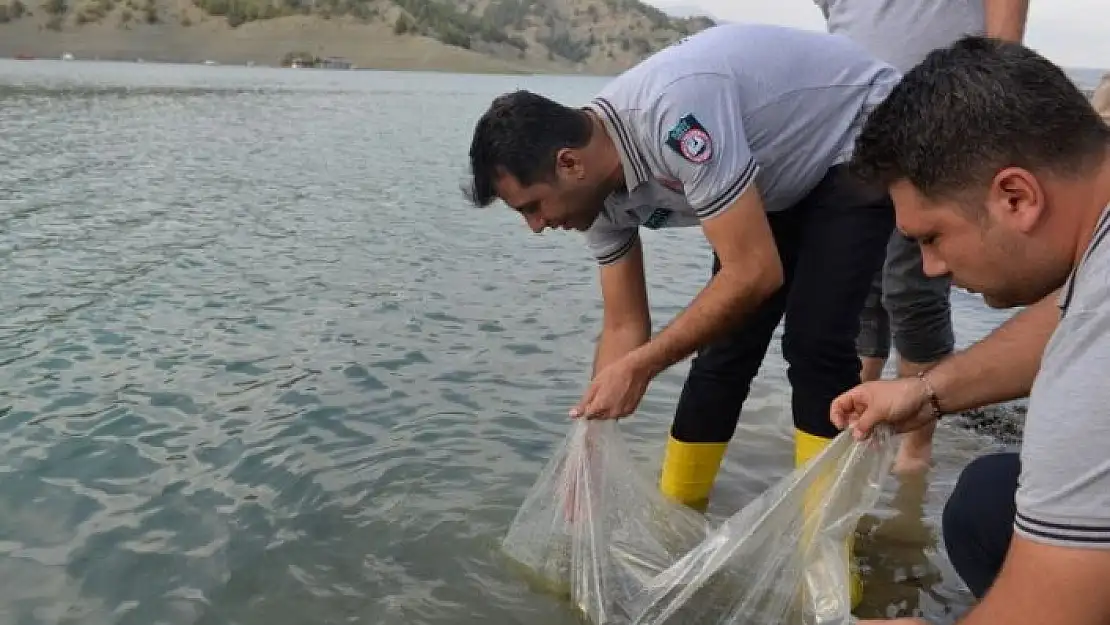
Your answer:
[830,36,1110,625]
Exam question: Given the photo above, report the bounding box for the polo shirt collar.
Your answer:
[585,97,651,192]
[1060,201,1110,314]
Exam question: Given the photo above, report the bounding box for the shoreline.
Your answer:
[0,49,619,79]
[0,55,555,76]
[3,54,1102,87]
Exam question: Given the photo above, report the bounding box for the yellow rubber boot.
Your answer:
[795,429,864,611]
[658,435,728,513]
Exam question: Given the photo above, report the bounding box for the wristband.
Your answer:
[917,371,944,420]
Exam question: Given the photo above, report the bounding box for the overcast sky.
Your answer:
[648,0,1109,70]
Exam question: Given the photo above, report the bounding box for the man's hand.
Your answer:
[831,290,1059,437]
[570,348,653,420]
[830,376,935,439]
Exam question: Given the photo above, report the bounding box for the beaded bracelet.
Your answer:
[917,371,944,420]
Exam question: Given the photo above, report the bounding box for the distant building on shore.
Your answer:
[284,52,353,70]
[318,57,353,70]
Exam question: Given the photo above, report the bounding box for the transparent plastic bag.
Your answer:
[502,418,895,625]
[500,418,712,624]
[625,425,897,625]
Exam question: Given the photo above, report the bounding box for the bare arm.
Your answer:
[956,536,1110,625]
[632,185,783,377]
[983,0,1030,42]
[592,236,651,378]
[927,288,1058,413]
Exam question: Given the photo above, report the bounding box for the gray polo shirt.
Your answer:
[814,0,986,73]
[1016,203,1110,548]
[581,23,900,266]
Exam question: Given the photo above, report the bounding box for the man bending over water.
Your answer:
[465,22,902,607]
[830,36,1110,625]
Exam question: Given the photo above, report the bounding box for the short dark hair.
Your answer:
[851,36,1110,201]
[465,90,593,207]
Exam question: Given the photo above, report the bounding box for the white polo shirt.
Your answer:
[581,23,900,265]
[1017,203,1110,548]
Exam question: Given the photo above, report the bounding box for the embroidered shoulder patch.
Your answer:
[665,113,713,164]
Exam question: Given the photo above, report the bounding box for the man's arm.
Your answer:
[632,185,783,377]
[983,0,1029,42]
[592,236,651,378]
[924,288,1058,414]
[954,537,1110,625]
[629,72,782,377]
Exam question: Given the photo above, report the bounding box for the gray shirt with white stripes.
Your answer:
[580,22,900,265]
[1016,203,1110,548]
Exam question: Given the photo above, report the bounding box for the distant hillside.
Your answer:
[0,0,715,74]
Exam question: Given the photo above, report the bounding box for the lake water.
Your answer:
[0,59,1094,625]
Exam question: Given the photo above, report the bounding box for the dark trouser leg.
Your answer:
[659,194,803,509]
[857,268,891,382]
[883,229,956,472]
[858,268,891,362]
[883,229,955,366]
[668,208,800,445]
[778,166,893,611]
[781,166,895,442]
[942,452,1019,599]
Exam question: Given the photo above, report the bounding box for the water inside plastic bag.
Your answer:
[501,419,896,625]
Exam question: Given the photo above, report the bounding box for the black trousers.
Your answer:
[942,452,1020,599]
[671,164,895,442]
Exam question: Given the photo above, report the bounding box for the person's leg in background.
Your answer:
[857,267,892,382]
[941,452,1020,599]
[882,230,956,473]
[782,167,894,446]
[780,165,895,608]
[660,206,803,513]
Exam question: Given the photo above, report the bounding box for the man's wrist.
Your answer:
[917,370,945,420]
[629,341,669,379]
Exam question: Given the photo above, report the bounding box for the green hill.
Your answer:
[0,0,715,74]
